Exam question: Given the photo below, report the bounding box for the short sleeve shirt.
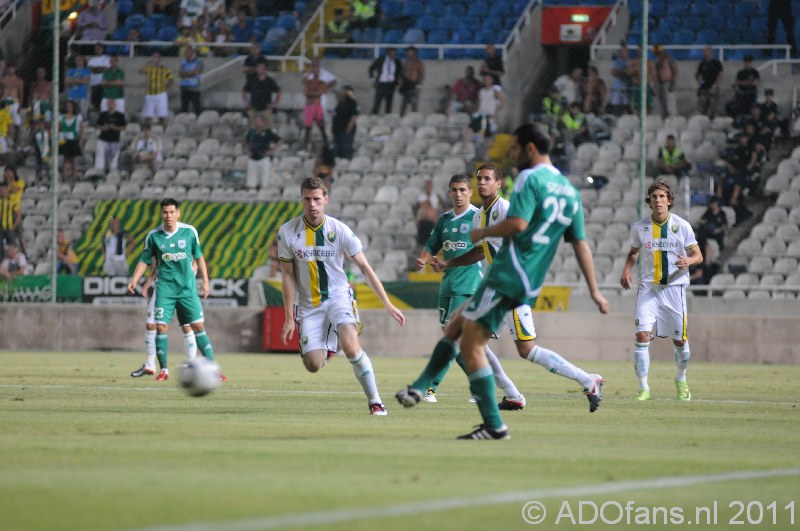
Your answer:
[138,222,203,296]
[425,206,482,297]
[629,212,698,287]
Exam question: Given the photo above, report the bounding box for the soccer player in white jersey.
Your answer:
[620,179,703,401]
[433,163,604,412]
[277,176,405,415]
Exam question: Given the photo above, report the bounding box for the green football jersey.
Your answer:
[138,222,203,296]
[487,163,586,304]
[425,205,482,297]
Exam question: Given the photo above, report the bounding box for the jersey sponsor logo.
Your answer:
[162,251,189,261]
[327,231,336,243]
[295,248,336,259]
[442,239,469,251]
[178,239,187,249]
[646,241,681,250]
[460,223,470,234]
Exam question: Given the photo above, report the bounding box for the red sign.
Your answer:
[541,6,613,45]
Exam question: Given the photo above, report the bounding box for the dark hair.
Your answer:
[644,178,674,209]
[301,176,328,196]
[476,162,503,182]
[513,123,551,155]
[160,197,180,209]
[448,174,471,187]
[666,134,676,140]
[406,46,417,53]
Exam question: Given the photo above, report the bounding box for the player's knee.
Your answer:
[156,324,168,333]
[635,332,650,343]
[515,340,535,359]
[303,357,324,373]
[190,323,204,333]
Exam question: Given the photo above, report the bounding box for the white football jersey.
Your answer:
[277,215,362,308]
[629,212,698,286]
[472,195,510,265]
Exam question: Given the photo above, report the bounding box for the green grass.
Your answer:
[1,352,799,530]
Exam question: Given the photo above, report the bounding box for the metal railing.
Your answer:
[503,0,541,52]
[592,43,792,62]
[0,0,20,29]
[310,42,504,60]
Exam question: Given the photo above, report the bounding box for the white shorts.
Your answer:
[634,283,687,340]
[100,98,126,113]
[8,101,20,126]
[503,304,536,341]
[142,92,169,118]
[295,291,361,355]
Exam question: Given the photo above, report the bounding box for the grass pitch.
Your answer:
[1,351,799,530]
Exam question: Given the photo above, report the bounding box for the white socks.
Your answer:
[486,346,523,399]
[674,342,690,381]
[634,342,650,391]
[144,330,157,371]
[350,350,381,404]
[527,345,594,390]
[183,330,197,359]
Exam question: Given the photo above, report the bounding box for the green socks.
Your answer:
[412,338,458,392]
[195,330,215,361]
[468,365,504,431]
[155,334,168,370]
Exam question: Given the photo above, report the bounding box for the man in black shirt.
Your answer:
[760,88,790,140]
[480,44,504,86]
[695,46,723,118]
[728,55,759,117]
[332,85,359,159]
[718,133,755,225]
[94,98,126,172]
[242,42,268,84]
[245,115,280,189]
[241,62,281,129]
[696,197,728,252]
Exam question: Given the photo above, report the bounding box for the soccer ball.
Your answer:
[178,359,221,397]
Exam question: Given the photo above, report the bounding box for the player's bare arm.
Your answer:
[351,252,405,326]
[279,260,297,344]
[572,239,610,314]
[433,246,485,272]
[676,244,703,270]
[142,266,158,298]
[128,261,149,294]
[196,256,210,299]
[619,246,640,290]
[470,217,527,243]
[414,249,434,271]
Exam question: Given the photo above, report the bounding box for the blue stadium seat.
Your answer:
[147,13,166,29]
[649,0,665,18]
[294,1,306,16]
[467,3,489,17]
[139,24,156,41]
[402,28,425,45]
[481,17,503,33]
[359,27,382,43]
[445,4,465,18]
[696,29,718,45]
[276,13,297,31]
[117,0,133,17]
[750,15,767,34]
[415,15,437,33]
[686,16,704,33]
[124,14,146,30]
[255,16,275,33]
[628,0,643,18]
[261,40,277,55]
[734,2,758,18]
[670,1,690,17]
[687,48,705,61]
[158,25,178,42]
[452,28,473,45]
[382,0,403,19]
[438,17,459,32]
[382,29,404,43]
[264,26,287,43]
[673,29,694,45]
[427,29,449,44]
[423,0,445,15]
[401,0,424,18]
[726,17,748,35]
[456,17,480,33]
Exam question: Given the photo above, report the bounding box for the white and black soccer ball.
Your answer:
[178,359,221,397]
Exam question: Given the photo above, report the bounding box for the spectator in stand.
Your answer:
[554,66,583,105]
[581,65,606,116]
[30,66,52,124]
[88,43,110,112]
[0,101,11,166]
[56,229,80,276]
[205,0,225,20]
[101,54,125,113]
[559,101,590,160]
[629,48,656,115]
[59,100,84,182]
[230,7,254,45]
[415,179,442,256]
[303,58,337,120]
[95,98,126,173]
[746,106,773,152]
[211,17,232,57]
[147,0,179,18]
[766,0,797,58]
[179,46,203,114]
[32,119,50,173]
[609,40,631,115]
[0,181,20,260]
[368,47,402,115]
[540,84,566,132]
[0,243,27,281]
[728,55,759,118]
[242,61,281,128]
[695,46,724,119]
[243,41,268,83]
[718,132,755,225]
[399,46,424,117]
[696,197,728,253]
[245,115,280,189]
[326,8,352,58]
[314,145,336,191]
[448,65,481,115]
[301,64,328,154]
[480,43,504,86]
[1,63,24,143]
[5,166,25,255]
[139,51,173,127]
[179,0,206,28]
[190,15,211,56]
[656,134,690,178]
[760,88,790,141]
[231,0,257,17]
[350,0,379,29]
[332,85,359,160]
[126,27,147,57]
[76,0,109,50]
[66,55,91,118]
[103,216,132,277]
[653,44,678,118]
[470,73,505,157]
[133,124,163,171]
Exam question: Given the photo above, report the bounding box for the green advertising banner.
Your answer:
[0,275,82,303]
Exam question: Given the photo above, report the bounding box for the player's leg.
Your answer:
[667,286,691,401]
[179,296,227,381]
[132,292,158,377]
[180,324,197,359]
[425,296,467,400]
[296,304,330,372]
[153,292,177,380]
[633,285,657,400]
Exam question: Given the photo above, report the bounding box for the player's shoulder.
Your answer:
[278,214,304,232]
[667,212,695,232]
[176,222,200,237]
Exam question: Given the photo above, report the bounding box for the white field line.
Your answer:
[0,384,797,406]
[135,467,800,531]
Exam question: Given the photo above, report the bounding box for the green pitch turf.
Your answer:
[1,352,798,530]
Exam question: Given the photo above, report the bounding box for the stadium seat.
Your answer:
[402,28,425,45]
[157,25,178,42]
[276,13,297,31]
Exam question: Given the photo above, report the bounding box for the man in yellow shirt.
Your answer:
[0,101,12,165]
[139,51,173,126]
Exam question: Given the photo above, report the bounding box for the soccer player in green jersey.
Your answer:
[415,172,525,408]
[397,124,609,440]
[127,198,224,381]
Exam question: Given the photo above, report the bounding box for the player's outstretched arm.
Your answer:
[196,256,210,299]
[470,217,527,243]
[128,261,149,294]
[572,239,609,314]
[279,260,297,344]
[434,246,485,271]
[351,252,405,326]
[619,246,640,290]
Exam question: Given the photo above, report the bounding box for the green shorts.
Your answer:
[438,294,472,326]
[461,282,527,335]
[153,291,204,325]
